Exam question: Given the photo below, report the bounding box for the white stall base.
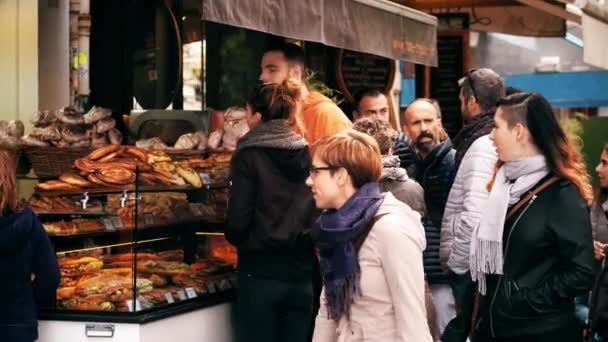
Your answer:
[38,303,233,342]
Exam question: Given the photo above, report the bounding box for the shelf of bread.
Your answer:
[35,192,226,236]
[56,248,236,312]
[33,145,231,195]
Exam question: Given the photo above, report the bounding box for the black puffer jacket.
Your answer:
[475,177,595,338]
[413,139,456,284]
[226,147,318,281]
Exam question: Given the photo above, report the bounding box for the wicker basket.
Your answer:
[24,146,92,178]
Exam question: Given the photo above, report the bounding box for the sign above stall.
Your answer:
[336,49,396,104]
[202,0,438,66]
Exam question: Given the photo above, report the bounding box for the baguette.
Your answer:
[87,144,121,161]
[59,173,93,188]
[124,146,148,163]
[96,148,123,163]
[36,180,78,191]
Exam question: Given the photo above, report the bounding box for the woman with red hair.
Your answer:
[0,147,60,342]
[471,92,595,342]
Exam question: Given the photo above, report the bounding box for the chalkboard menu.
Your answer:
[336,49,396,104]
[415,32,468,139]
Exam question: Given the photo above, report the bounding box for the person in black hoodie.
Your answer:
[226,79,317,342]
[0,147,60,342]
[471,92,595,342]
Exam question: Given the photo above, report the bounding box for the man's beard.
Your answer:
[415,131,438,156]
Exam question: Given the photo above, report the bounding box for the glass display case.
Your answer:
[29,152,236,323]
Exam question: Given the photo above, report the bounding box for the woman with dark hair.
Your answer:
[471,92,595,342]
[591,143,608,261]
[0,147,60,342]
[589,144,608,341]
[226,79,317,342]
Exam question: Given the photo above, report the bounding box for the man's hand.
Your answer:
[594,240,607,260]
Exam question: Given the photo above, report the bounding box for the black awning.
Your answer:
[202,0,438,66]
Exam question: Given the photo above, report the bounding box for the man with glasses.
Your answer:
[259,40,351,144]
[440,68,504,342]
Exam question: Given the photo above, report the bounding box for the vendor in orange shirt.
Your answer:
[259,41,351,144]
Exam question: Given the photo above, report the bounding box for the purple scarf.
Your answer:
[311,182,385,321]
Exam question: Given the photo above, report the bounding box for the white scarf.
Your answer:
[470,154,549,294]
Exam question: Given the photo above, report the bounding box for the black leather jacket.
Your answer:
[476,177,596,338]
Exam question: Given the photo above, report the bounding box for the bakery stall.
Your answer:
[12,0,440,341]
[10,102,240,341]
[34,146,236,342]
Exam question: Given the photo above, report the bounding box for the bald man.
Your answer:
[403,98,457,338]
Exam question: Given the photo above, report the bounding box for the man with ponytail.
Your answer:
[259,40,351,144]
[471,92,595,342]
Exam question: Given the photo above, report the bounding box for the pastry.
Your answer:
[21,134,49,147]
[95,118,116,134]
[94,167,136,185]
[56,107,84,125]
[59,173,93,188]
[123,146,148,163]
[108,128,123,145]
[83,106,112,124]
[152,162,175,178]
[173,133,199,150]
[36,180,78,191]
[87,144,121,161]
[59,256,104,278]
[96,148,123,163]
[176,164,202,188]
[147,151,172,164]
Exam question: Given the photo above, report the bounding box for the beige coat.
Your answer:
[313,193,433,342]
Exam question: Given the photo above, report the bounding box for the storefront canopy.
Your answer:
[202,0,438,66]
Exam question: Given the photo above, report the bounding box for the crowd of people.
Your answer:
[2,40,608,342]
[226,41,608,342]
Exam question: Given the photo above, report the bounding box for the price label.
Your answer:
[143,213,155,226]
[135,299,143,311]
[164,292,175,304]
[137,299,152,310]
[110,216,123,229]
[185,287,198,299]
[206,281,217,294]
[125,299,133,312]
[199,173,212,185]
[176,289,187,301]
[102,217,115,232]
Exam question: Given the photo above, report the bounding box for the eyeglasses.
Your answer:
[309,166,338,176]
[464,68,479,100]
